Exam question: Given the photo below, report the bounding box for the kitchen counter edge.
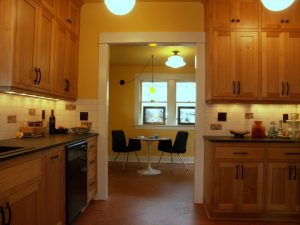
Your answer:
[203,135,300,142]
[0,133,98,161]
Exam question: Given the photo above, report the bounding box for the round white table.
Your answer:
[131,136,171,175]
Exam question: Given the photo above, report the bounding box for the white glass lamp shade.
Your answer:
[261,0,295,12]
[165,51,186,69]
[104,0,136,15]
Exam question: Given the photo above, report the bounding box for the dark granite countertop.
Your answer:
[0,133,98,161]
[203,136,300,142]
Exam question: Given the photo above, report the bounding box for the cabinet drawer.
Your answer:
[215,147,264,159]
[268,148,300,160]
[0,158,42,194]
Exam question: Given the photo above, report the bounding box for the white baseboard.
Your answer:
[108,153,194,164]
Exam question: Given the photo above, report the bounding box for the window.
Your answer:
[138,79,195,126]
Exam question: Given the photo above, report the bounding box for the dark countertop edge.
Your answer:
[203,135,300,142]
[0,133,98,161]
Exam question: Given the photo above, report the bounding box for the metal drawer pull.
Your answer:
[0,206,5,225]
[4,203,11,225]
[232,81,236,94]
[281,82,285,96]
[89,160,96,164]
[294,165,297,180]
[236,165,239,179]
[241,165,244,179]
[288,165,292,180]
[233,152,248,155]
[285,152,300,155]
[51,155,60,159]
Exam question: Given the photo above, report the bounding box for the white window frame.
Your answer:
[134,73,195,129]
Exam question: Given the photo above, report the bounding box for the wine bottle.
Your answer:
[49,110,56,135]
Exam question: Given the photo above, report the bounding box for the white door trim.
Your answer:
[96,32,205,203]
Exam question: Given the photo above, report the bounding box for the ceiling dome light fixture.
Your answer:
[261,0,295,12]
[104,0,136,16]
[165,51,186,69]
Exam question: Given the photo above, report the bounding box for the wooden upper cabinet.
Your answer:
[213,0,259,29]
[262,31,300,100]
[13,0,39,88]
[262,0,300,29]
[56,0,81,36]
[212,31,258,100]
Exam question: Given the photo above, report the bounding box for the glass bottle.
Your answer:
[251,121,265,138]
[49,110,56,135]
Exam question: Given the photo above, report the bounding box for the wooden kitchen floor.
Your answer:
[74,162,297,225]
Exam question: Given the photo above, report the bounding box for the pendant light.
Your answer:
[261,0,295,12]
[104,0,136,15]
[165,51,186,69]
[149,54,155,94]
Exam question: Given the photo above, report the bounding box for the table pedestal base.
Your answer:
[138,163,161,175]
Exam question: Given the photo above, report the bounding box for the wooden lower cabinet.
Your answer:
[214,161,263,212]
[87,136,97,202]
[266,147,300,213]
[0,153,43,225]
[204,140,300,221]
[43,147,65,225]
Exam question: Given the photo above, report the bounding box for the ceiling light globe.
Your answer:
[104,0,136,15]
[261,0,295,12]
[165,55,186,69]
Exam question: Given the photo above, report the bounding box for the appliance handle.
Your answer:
[66,141,88,150]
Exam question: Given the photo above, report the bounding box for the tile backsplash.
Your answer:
[204,104,300,136]
[0,93,98,140]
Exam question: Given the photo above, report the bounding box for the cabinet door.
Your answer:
[40,0,56,13]
[284,32,300,99]
[64,34,78,97]
[212,31,236,98]
[44,149,65,225]
[212,0,235,29]
[13,0,39,87]
[238,163,263,211]
[290,163,300,212]
[69,0,80,35]
[261,32,285,98]
[235,31,258,98]
[214,162,239,210]
[266,163,291,211]
[235,0,259,29]
[10,182,42,225]
[53,23,67,94]
[56,0,69,26]
[261,1,300,29]
[36,9,54,90]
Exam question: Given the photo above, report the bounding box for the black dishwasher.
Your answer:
[66,140,88,225]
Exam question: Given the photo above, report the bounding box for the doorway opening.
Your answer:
[96,32,205,204]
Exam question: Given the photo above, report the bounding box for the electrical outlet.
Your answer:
[218,112,227,121]
[80,112,88,121]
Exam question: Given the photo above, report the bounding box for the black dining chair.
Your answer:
[156,131,189,172]
[111,130,142,170]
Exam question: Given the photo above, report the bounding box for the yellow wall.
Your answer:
[108,65,195,158]
[78,2,204,98]
[78,2,204,158]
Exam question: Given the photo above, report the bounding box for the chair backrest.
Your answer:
[172,131,188,154]
[111,130,127,152]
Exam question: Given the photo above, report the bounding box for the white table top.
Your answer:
[131,136,171,141]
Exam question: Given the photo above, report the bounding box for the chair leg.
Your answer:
[134,151,142,168]
[113,152,121,162]
[178,153,189,171]
[122,152,129,171]
[171,153,175,173]
[156,151,164,168]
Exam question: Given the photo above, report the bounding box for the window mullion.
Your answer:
[167,80,176,125]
